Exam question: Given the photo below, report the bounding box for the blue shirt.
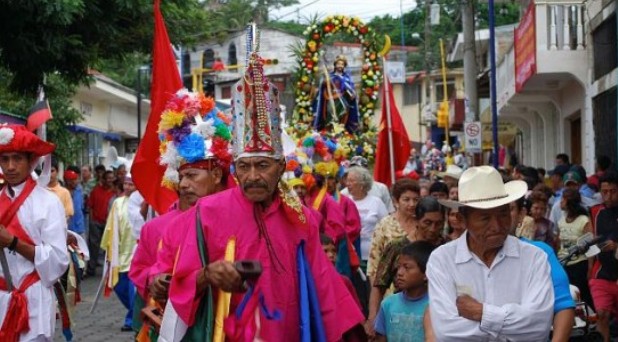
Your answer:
[521,238,575,313]
[68,185,85,234]
[375,292,428,342]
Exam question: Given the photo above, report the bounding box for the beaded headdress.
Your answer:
[158,89,233,189]
[231,26,283,160]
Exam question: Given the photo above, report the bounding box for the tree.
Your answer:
[0,67,83,163]
[0,0,213,93]
[253,0,299,24]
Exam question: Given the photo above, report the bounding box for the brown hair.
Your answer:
[391,179,420,201]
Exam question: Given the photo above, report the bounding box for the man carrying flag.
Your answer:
[0,124,69,341]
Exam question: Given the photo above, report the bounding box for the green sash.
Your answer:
[182,210,215,341]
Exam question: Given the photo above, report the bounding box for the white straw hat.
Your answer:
[437,164,463,180]
[439,166,527,209]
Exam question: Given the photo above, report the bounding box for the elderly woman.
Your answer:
[365,196,445,337]
[367,179,420,281]
[345,166,388,272]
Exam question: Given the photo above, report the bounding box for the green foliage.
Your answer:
[0,68,83,163]
[367,0,520,71]
[0,0,212,93]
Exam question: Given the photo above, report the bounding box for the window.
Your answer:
[435,81,455,102]
[593,14,617,80]
[80,101,93,117]
[593,87,617,167]
[203,48,215,69]
[403,83,420,106]
[182,51,191,76]
[228,43,238,67]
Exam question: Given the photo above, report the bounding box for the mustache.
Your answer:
[243,181,268,190]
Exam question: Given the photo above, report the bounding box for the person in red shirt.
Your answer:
[86,170,116,276]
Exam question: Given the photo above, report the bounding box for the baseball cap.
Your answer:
[549,164,570,178]
[563,171,582,185]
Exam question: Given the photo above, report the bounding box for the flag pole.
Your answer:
[382,57,396,186]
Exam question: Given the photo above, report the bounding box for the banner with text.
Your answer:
[514,1,536,93]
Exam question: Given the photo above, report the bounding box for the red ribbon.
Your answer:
[0,271,41,341]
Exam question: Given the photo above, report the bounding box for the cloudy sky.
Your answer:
[270,0,418,22]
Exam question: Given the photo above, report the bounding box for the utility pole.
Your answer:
[461,0,478,122]
[424,0,432,116]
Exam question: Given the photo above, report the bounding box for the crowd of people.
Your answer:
[1,55,618,342]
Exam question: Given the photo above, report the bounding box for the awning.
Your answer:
[0,111,26,125]
[68,125,122,141]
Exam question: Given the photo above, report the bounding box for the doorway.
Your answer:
[570,116,581,165]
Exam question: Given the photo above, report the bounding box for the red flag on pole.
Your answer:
[26,99,52,132]
[132,0,182,215]
[374,78,411,188]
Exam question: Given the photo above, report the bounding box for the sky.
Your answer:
[270,0,418,23]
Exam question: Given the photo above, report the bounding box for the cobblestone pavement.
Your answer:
[53,268,135,342]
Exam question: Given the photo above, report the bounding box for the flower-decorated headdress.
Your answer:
[231,51,283,160]
[0,123,55,157]
[158,89,233,189]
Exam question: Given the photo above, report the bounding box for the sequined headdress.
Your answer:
[158,89,233,189]
[231,27,283,160]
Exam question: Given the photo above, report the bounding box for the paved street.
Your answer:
[54,269,135,342]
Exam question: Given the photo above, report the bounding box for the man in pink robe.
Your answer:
[168,51,364,341]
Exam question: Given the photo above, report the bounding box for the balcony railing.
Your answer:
[539,0,586,51]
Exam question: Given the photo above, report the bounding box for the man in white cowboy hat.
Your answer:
[427,166,554,341]
[437,164,463,188]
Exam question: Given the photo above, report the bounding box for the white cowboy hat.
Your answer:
[439,165,527,209]
[437,165,463,180]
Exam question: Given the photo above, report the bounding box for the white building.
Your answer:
[450,0,617,171]
[71,72,150,167]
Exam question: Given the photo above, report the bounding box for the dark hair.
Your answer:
[537,168,546,177]
[562,188,587,219]
[599,170,618,187]
[415,196,444,219]
[597,155,611,171]
[66,165,81,174]
[529,190,548,205]
[556,153,570,165]
[50,156,59,170]
[521,166,540,190]
[399,241,435,273]
[95,164,106,173]
[320,233,334,246]
[82,164,92,172]
[103,170,114,178]
[532,184,554,200]
[513,196,526,211]
[429,181,449,196]
[392,179,420,201]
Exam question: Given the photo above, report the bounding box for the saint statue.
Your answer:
[312,55,360,133]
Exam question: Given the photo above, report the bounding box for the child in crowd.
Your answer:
[320,234,362,310]
[374,241,434,342]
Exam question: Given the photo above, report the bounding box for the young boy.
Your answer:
[374,241,435,342]
[320,233,362,309]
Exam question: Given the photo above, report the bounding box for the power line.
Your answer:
[275,0,323,20]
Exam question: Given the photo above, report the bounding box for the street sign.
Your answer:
[464,121,482,153]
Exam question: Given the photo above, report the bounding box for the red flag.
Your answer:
[132,0,182,215]
[26,100,52,132]
[374,78,411,188]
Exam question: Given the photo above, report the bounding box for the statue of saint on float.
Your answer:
[312,55,360,133]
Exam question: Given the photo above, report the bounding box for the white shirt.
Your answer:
[342,181,394,213]
[346,195,388,260]
[128,191,146,240]
[0,182,69,341]
[427,232,554,341]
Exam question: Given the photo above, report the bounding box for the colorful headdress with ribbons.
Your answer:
[231,51,283,160]
[158,89,233,189]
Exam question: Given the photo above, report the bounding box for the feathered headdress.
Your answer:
[158,89,233,189]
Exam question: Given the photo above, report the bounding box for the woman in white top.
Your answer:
[345,166,388,272]
[557,187,593,307]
